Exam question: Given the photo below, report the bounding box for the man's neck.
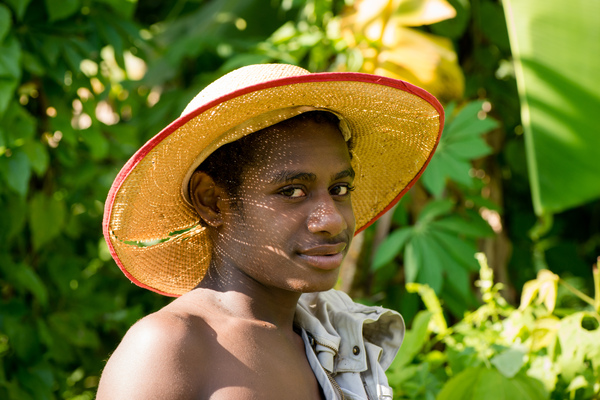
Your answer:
[193,265,302,330]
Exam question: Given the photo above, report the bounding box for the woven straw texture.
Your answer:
[104,64,442,296]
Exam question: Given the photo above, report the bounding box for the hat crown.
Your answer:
[181,64,311,117]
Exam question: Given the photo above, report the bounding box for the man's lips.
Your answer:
[297,243,347,270]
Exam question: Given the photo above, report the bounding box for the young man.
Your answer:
[98,64,443,399]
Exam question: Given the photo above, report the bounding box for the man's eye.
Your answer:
[330,184,354,196]
[280,187,306,198]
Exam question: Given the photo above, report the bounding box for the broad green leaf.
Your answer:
[404,241,420,284]
[28,192,66,250]
[391,311,433,369]
[412,234,444,293]
[0,4,11,43]
[431,214,495,238]
[373,227,412,270]
[4,0,31,20]
[2,149,31,196]
[429,228,479,271]
[417,199,454,224]
[426,231,472,300]
[419,154,446,197]
[438,367,549,400]
[503,0,600,214]
[491,348,526,378]
[446,136,492,159]
[44,0,79,22]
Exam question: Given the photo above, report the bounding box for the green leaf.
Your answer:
[412,234,444,293]
[392,311,433,369]
[0,192,27,240]
[419,154,447,197]
[417,199,454,224]
[96,0,137,19]
[429,228,480,271]
[438,367,549,400]
[373,227,412,270]
[503,0,600,214]
[491,348,526,378]
[445,101,497,139]
[404,241,420,284]
[44,0,79,22]
[430,214,495,238]
[81,127,109,159]
[22,140,49,176]
[446,136,492,159]
[28,192,66,249]
[0,4,11,43]
[6,263,49,306]
[2,149,31,196]
[556,312,600,380]
[4,0,31,20]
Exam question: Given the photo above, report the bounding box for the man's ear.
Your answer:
[189,171,225,228]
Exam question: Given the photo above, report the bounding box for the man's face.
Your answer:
[213,118,356,293]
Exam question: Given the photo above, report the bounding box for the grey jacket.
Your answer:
[295,289,405,400]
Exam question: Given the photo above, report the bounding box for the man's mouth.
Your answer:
[297,243,347,270]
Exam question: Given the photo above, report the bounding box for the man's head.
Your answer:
[103,63,443,296]
[187,111,356,292]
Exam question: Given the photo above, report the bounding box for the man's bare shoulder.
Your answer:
[96,295,214,399]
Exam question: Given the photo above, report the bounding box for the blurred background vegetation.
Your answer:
[0,0,598,398]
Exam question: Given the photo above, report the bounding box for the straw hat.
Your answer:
[103,63,444,296]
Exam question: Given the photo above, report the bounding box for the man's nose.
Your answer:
[307,195,347,237]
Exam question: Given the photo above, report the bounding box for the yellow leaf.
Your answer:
[375,27,464,100]
[395,0,457,26]
[519,279,540,310]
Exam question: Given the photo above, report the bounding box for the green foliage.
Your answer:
[371,100,497,317]
[387,255,600,400]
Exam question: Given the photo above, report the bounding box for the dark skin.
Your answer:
[96,119,356,399]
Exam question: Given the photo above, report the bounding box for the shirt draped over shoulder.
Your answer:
[295,289,405,400]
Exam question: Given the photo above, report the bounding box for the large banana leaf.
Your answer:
[502,0,600,215]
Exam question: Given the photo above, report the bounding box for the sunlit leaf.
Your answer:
[394,0,456,26]
[437,366,549,400]
[491,348,526,378]
[503,0,600,214]
[391,310,433,369]
[557,312,600,380]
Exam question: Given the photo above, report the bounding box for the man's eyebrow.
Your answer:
[332,167,355,181]
[268,171,317,185]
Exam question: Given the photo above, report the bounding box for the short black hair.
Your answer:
[192,110,348,198]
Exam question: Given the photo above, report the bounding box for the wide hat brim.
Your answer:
[103,64,444,297]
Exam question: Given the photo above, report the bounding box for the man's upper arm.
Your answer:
[96,313,204,399]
